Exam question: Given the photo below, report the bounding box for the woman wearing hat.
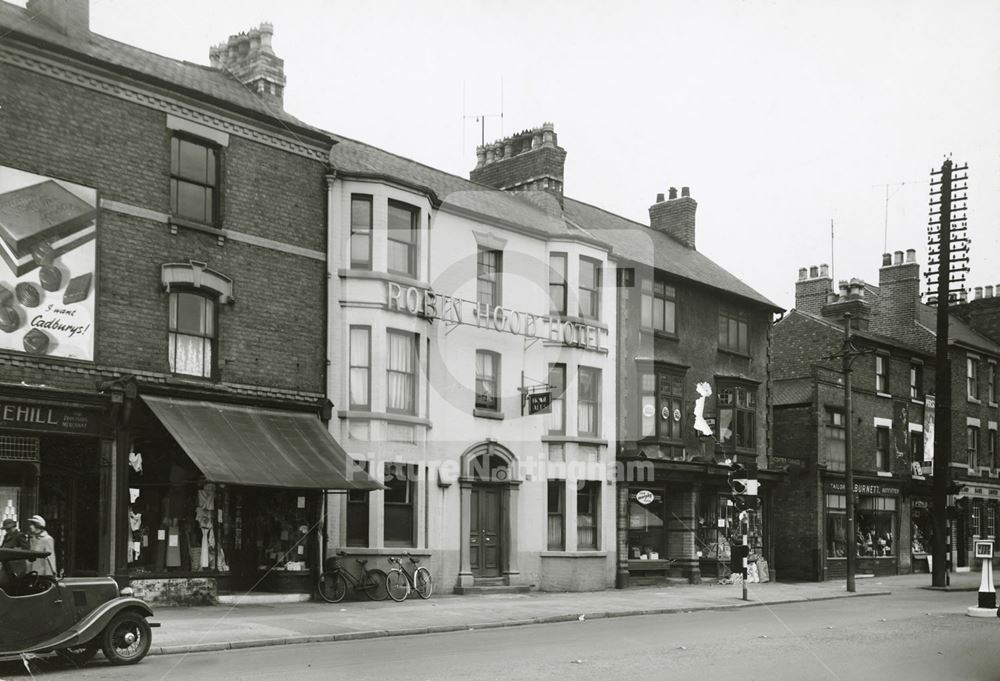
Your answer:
[26,515,57,577]
[1,518,30,580]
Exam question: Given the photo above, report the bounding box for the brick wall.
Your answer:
[470,145,566,193]
[771,312,841,381]
[0,60,329,396]
[794,274,832,317]
[773,405,815,462]
[649,197,697,249]
[954,298,1000,344]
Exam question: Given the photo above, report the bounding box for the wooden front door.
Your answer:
[470,485,502,578]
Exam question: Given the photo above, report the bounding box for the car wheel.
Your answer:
[56,644,99,667]
[100,611,152,665]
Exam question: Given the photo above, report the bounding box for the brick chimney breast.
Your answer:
[794,264,832,316]
[26,0,89,38]
[871,246,921,341]
[649,188,697,249]
[470,123,567,203]
[210,22,286,109]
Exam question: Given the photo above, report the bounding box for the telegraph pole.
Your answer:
[927,159,969,588]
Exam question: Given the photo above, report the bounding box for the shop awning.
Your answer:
[142,395,381,491]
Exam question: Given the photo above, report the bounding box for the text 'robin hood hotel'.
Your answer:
[325,125,620,591]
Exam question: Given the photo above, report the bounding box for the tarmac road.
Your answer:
[2,589,998,681]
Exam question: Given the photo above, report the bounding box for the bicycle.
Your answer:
[385,554,433,602]
[317,551,389,603]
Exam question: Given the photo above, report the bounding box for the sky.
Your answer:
[23,0,1000,310]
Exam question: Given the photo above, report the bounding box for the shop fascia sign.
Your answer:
[0,400,100,435]
[386,282,607,352]
[824,479,901,496]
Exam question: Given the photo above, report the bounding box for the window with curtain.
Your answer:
[825,408,846,471]
[477,248,502,309]
[384,462,416,547]
[875,355,889,394]
[546,363,566,434]
[639,370,683,441]
[875,426,891,471]
[475,350,500,411]
[349,326,371,410]
[967,426,980,468]
[967,357,980,400]
[549,253,567,315]
[576,481,599,550]
[387,330,417,414]
[168,291,215,378]
[578,257,601,320]
[640,278,676,334]
[170,135,218,225]
[350,194,373,269]
[387,200,418,277]
[346,461,370,547]
[547,480,565,551]
[718,304,750,354]
[578,367,601,437]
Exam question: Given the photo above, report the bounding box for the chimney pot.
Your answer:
[819,264,830,278]
[893,250,904,265]
[906,248,916,263]
[986,285,995,299]
[809,266,819,278]
[882,253,892,266]
[668,187,678,200]
[798,268,808,281]
[975,286,983,300]
[681,186,690,198]
[656,192,665,203]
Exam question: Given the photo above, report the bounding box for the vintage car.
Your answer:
[0,548,158,666]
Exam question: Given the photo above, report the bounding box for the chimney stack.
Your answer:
[26,0,89,38]
[649,187,698,249]
[470,123,566,203]
[986,285,995,299]
[871,246,921,338]
[794,263,832,316]
[209,23,286,108]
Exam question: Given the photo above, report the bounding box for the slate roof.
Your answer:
[772,378,813,406]
[916,303,1000,355]
[563,198,782,311]
[0,1,328,141]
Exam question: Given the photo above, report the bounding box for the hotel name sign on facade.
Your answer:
[386,282,608,353]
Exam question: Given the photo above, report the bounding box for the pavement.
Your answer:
[144,571,991,656]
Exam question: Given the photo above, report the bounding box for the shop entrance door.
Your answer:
[469,485,502,578]
[38,438,100,576]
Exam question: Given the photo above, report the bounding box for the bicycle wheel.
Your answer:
[317,570,348,603]
[385,568,410,602]
[361,568,389,601]
[414,566,433,599]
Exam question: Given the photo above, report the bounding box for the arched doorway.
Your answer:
[457,442,520,589]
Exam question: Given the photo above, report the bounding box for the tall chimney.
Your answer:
[794,263,832,316]
[871,246,920,339]
[649,187,698,249]
[470,123,566,203]
[26,0,89,38]
[209,23,286,109]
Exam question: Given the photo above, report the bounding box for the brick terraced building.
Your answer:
[0,0,376,604]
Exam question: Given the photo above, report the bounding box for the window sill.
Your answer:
[640,327,679,341]
[876,471,893,478]
[541,435,609,446]
[541,550,608,558]
[876,392,892,399]
[338,410,431,427]
[968,397,982,405]
[332,548,432,558]
[910,398,925,406]
[338,268,427,289]
[169,216,225,242]
[717,348,752,360]
[165,374,218,386]
[473,408,504,420]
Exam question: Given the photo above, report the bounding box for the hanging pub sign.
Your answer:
[528,391,551,415]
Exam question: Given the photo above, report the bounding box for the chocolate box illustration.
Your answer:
[0,180,97,276]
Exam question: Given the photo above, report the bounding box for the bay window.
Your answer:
[387,330,417,414]
[578,367,601,437]
[718,385,757,452]
[387,200,418,278]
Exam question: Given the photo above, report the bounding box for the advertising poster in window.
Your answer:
[0,166,97,361]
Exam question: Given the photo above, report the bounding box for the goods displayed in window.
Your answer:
[826,493,896,558]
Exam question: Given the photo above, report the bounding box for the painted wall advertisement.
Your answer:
[923,395,935,463]
[0,166,96,361]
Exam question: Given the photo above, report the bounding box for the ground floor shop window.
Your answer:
[627,487,664,559]
[826,494,847,557]
[857,496,895,557]
[697,492,731,562]
[911,501,932,555]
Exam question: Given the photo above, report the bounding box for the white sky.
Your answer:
[27,0,1000,309]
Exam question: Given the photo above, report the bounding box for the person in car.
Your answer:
[1,518,30,587]
[26,515,57,577]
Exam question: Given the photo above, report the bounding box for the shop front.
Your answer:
[823,478,902,579]
[122,391,379,605]
[0,392,108,577]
